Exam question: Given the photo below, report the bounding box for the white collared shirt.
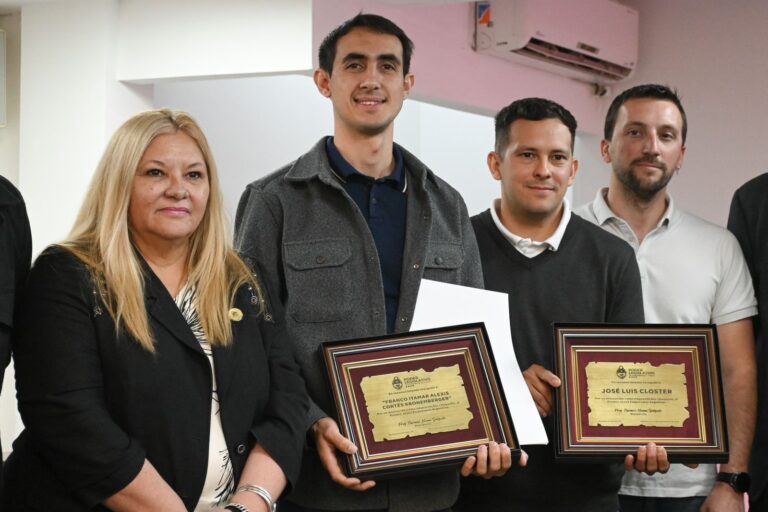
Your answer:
[576,188,756,326]
[580,187,672,252]
[490,198,571,258]
[575,187,757,498]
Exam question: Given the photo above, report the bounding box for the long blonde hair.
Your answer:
[64,109,257,351]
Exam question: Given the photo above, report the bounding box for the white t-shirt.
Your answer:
[576,189,757,497]
[175,286,235,510]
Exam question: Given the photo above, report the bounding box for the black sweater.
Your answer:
[457,210,644,512]
[728,172,768,502]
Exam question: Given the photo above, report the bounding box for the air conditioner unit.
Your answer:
[474,0,638,83]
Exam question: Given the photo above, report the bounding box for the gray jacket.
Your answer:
[235,138,483,511]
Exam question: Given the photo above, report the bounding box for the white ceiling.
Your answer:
[0,0,470,11]
[0,0,54,15]
[374,0,468,3]
[0,0,53,7]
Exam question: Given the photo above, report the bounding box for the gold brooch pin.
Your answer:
[229,308,243,322]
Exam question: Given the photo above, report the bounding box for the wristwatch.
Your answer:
[716,471,751,493]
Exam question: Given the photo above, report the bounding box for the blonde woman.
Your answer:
[2,109,307,511]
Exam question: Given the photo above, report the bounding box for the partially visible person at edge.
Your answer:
[576,84,757,512]
[454,97,669,512]
[0,175,32,501]
[728,173,768,512]
[235,13,514,512]
[2,109,309,512]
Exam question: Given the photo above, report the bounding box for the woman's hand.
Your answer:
[103,460,186,511]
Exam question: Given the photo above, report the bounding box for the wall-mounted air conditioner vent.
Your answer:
[475,0,639,84]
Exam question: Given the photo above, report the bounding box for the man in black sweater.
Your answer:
[455,98,666,511]
[728,173,768,512]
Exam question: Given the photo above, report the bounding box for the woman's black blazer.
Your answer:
[3,248,308,511]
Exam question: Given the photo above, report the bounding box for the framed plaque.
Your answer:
[553,324,728,463]
[321,323,519,479]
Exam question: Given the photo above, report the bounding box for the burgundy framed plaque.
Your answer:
[553,324,728,463]
[321,323,519,479]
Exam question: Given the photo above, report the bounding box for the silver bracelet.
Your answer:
[235,484,276,512]
[225,503,249,512]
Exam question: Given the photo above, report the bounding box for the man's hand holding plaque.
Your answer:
[623,442,669,476]
[523,363,562,418]
[313,417,376,492]
[524,362,671,475]
[460,441,525,479]
[312,416,517,490]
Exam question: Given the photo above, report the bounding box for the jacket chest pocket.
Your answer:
[284,238,353,323]
[423,242,464,282]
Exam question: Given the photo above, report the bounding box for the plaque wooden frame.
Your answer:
[553,324,728,463]
[321,323,519,479]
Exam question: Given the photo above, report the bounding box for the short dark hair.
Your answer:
[494,98,578,155]
[318,13,415,76]
[604,84,687,143]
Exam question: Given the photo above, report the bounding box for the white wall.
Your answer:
[153,74,499,218]
[155,75,333,218]
[154,74,593,219]
[117,0,312,81]
[0,12,19,185]
[575,0,768,225]
[572,131,606,208]
[412,102,499,216]
[19,0,315,257]
[20,0,131,254]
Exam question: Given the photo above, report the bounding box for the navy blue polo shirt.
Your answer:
[326,137,407,334]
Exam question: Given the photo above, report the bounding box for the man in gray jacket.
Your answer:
[235,13,508,512]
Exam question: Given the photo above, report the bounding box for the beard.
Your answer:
[613,157,675,201]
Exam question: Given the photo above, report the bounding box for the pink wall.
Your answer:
[611,0,768,225]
